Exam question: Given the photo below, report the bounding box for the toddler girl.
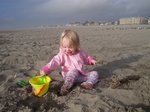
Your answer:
[40,29,99,95]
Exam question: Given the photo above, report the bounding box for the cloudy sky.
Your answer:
[0,0,150,29]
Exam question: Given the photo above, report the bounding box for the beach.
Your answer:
[0,25,150,112]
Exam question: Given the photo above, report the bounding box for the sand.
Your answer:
[0,25,150,112]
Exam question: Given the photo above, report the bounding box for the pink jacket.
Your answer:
[41,49,94,78]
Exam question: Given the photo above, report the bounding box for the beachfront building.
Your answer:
[119,17,148,25]
[148,19,150,24]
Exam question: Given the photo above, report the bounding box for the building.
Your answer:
[148,19,150,24]
[119,17,148,25]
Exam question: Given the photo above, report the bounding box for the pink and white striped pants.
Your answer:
[62,69,99,90]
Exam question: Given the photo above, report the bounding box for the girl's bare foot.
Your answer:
[80,82,93,90]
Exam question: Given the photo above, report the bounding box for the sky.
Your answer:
[0,0,150,29]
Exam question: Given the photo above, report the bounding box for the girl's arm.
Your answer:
[81,50,96,65]
[40,53,63,75]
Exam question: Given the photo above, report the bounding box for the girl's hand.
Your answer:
[91,60,97,65]
[40,70,45,76]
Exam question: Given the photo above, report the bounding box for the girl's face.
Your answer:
[61,37,75,55]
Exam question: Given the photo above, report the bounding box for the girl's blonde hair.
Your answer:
[60,29,80,52]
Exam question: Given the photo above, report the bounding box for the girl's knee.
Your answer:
[91,71,99,79]
[86,71,99,84]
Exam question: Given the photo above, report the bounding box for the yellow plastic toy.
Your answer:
[29,76,51,96]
